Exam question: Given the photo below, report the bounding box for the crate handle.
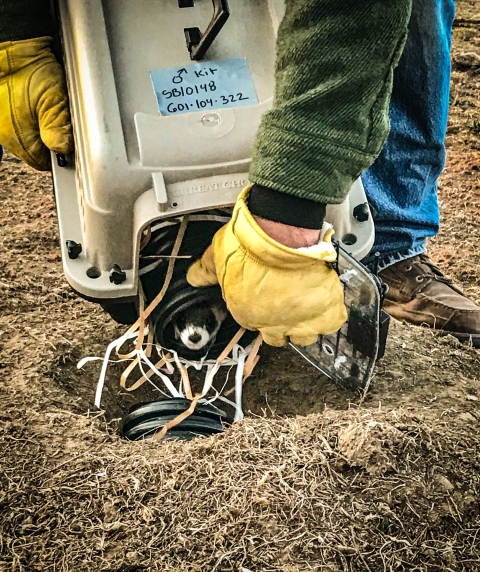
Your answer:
[184,0,230,60]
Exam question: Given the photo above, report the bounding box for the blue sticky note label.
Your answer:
[150,57,258,116]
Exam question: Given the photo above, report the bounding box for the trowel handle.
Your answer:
[184,0,230,60]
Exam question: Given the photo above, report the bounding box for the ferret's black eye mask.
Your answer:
[174,306,218,332]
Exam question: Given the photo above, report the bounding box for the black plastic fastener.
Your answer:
[372,251,381,277]
[56,153,68,167]
[184,27,202,52]
[184,0,230,60]
[66,240,82,259]
[353,202,369,222]
[376,310,390,361]
[109,265,127,285]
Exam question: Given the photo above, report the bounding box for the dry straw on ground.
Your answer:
[1,405,479,571]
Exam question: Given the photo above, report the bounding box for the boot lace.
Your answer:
[417,254,462,292]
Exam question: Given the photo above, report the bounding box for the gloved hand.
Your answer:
[187,186,348,347]
[0,37,73,171]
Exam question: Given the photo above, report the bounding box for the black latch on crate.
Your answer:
[183,0,230,60]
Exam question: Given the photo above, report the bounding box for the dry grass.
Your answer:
[1,406,479,571]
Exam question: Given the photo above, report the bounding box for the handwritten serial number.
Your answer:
[162,81,217,99]
[166,93,250,114]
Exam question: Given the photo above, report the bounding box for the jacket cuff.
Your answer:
[248,184,326,229]
[0,0,56,42]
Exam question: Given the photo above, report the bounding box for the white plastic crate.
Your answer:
[51,0,375,304]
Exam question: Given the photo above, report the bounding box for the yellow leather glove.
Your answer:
[0,37,73,171]
[187,186,348,347]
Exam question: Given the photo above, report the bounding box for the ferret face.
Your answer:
[173,302,227,351]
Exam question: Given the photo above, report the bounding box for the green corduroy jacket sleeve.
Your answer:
[0,0,55,42]
[249,0,413,204]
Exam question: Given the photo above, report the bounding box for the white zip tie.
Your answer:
[89,332,139,408]
[136,358,171,398]
[81,327,256,423]
[138,348,182,398]
[202,362,221,396]
[234,351,247,421]
[77,356,129,367]
[216,395,243,418]
[206,363,235,402]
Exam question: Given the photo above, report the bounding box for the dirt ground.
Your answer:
[0,3,479,570]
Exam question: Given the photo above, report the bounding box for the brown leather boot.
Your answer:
[379,253,480,347]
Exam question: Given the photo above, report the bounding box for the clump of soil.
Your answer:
[0,2,479,569]
[1,407,479,571]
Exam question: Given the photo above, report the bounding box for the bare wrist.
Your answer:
[253,216,321,249]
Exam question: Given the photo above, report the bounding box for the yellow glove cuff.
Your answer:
[231,185,338,269]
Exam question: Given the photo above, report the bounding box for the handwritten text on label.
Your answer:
[151,58,258,117]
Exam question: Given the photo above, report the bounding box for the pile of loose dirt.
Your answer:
[1,406,479,571]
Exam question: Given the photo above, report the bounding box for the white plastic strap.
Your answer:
[138,348,182,398]
[234,351,247,421]
[86,332,139,408]
[136,359,172,398]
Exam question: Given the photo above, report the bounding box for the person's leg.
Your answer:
[361,0,456,270]
[361,0,480,347]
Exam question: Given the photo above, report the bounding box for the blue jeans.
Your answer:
[361,0,456,271]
